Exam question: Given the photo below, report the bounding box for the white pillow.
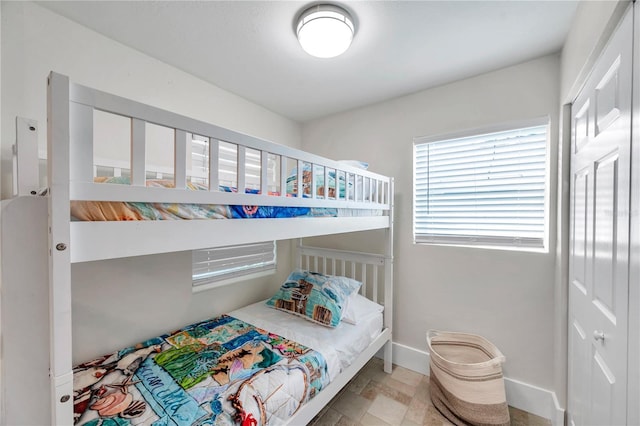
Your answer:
[341,293,384,325]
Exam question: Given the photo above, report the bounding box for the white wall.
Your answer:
[0,3,302,421]
[303,55,560,391]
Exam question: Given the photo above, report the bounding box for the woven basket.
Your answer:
[427,330,510,426]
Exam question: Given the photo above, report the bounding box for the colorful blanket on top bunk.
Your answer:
[73,315,329,426]
[71,177,339,221]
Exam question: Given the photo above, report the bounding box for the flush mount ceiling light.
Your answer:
[296,4,355,58]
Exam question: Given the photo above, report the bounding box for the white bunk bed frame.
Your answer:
[46,72,394,425]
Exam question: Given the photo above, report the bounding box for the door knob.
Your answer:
[593,330,605,342]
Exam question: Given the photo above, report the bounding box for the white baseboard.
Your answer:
[380,342,565,426]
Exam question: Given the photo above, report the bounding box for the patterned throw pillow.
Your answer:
[266,269,362,327]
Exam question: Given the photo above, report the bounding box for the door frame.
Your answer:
[566,4,634,424]
[627,3,640,425]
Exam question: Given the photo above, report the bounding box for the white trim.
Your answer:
[628,5,640,425]
[504,378,565,426]
[414,116,551,145]
[192,266,276,293]
[385,341,430,375]
[385,342,565,425]
[70,216,389,263]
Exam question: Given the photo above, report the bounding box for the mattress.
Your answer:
[72,301,383,425]
[230,300,383,380]
[71,177,382,221]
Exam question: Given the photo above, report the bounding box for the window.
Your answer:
[192,241,276,290]
[413,120,548,250]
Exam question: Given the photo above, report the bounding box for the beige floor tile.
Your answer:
[360,362,391,382]
[332,390,372,422]
[312,407,343,425]
[367,394,409,425]
[367,357,384,367]
[361,380,412,405]
[509,406,551,426]
[361,412,392,425]
[315,359,552,426]
[347,373,371,394]
[403,396,430,425]
[414,376,431,403]
[336,415,360,426]
[390,366,423,387]
[383,375,419,395]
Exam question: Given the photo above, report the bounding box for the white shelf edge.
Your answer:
[70,216,389,263]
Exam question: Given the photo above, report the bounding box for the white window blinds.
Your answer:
[413,121,548,249]
[192,241,276,288]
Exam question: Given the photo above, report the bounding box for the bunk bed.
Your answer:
[42,72,394,425]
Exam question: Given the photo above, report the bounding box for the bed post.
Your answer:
[384,178,394,374]
[296,238,303,269]
[47,72,74,425]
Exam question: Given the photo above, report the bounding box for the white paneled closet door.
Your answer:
[568,6,632,426]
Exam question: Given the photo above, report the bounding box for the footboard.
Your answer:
[290,244,394,424]
[297,244,393,368]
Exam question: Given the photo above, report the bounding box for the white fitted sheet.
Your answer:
[230,300,383,382]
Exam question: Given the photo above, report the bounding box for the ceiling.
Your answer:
[38,1,579,122]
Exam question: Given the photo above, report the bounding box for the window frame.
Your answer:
[412,117,550,252]
[192,241,277,292]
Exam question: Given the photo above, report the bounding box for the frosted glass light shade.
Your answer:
[297,4,355,58]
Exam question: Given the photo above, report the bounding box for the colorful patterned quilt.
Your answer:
[71,177,338,221]
[73,315,330,426]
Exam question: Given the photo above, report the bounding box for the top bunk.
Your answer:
[47,72,393,263]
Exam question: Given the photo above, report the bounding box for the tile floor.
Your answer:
[309,358,552,426]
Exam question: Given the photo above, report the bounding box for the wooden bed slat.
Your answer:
[69,102,93,182]
[174,129,187,189]
[209,138,219,191]
[311,163,317,199]
[237,145,246,193]
[280,156,287,197]
[373,265,379,303]
[131,118,146,186]
[260,151,269,195]
[297,160,304,198]
[324,166,329,200]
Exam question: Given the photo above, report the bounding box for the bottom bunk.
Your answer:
[71,246,393,426]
